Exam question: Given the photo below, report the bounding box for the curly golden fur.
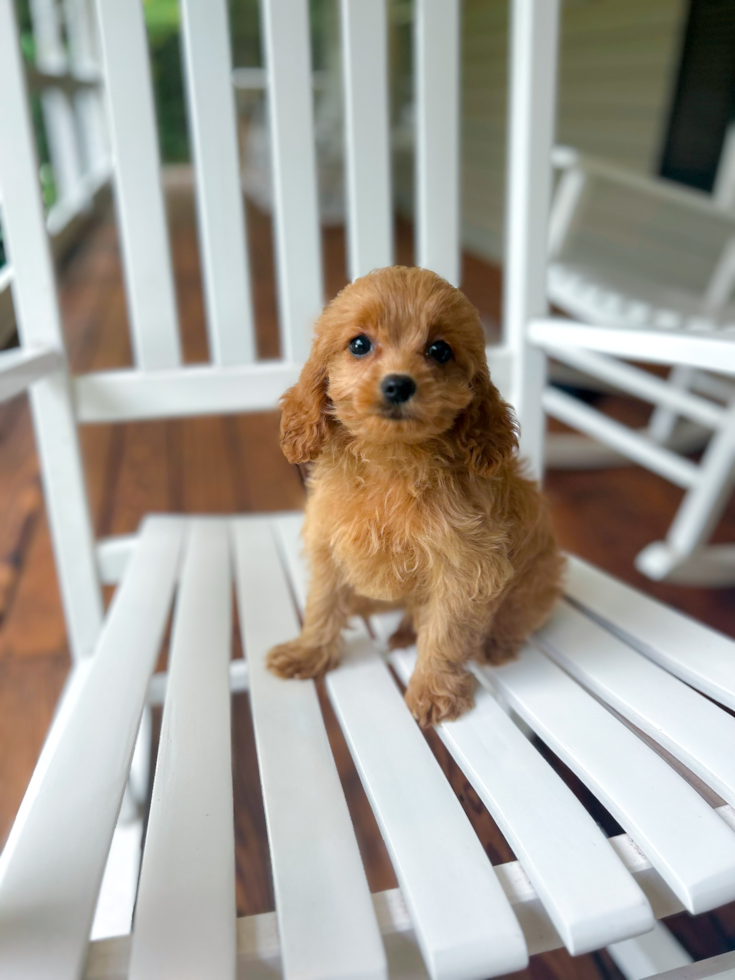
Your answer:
[267,266,564,725]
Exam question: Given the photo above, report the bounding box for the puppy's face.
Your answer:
[322,268,484,445]
[280,266,517,474]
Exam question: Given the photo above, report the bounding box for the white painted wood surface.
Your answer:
[79,878,735,980]
[260,0,324,362]
[503,0,560,475]
[94,0,181,369]
[274,515,528,980]
[0,346,63,402]
[541,345,724,431]
[543,387,699,489]
[386,646,653,957]
[96,533,139,583]
[74,348,506,425]
[0,518,183,980]
[29,0,85,208]
[565,556,735,712]
[481,649,735,914]
[231,518,387,980]
[74,361,301,422]
[179,0,255,365]
[528,317,735,375]
[0,0,103,661]
[331,640,528,980]
[91,818,143,942]
[341,0,392,280]
[636,542,735,588]
[415,0,461,287]
[129,521,236,980]
[608,922,692,980]
[646,951,735,980]
[0,264,13,294]
[535,601,735,809]
[662,403,735,559]
[61,0,109,181]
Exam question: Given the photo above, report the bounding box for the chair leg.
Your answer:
[636,400,735,584]
[647,365,696,445]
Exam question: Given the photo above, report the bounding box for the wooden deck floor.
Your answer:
[1,188,734,976]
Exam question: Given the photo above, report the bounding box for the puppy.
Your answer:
[267,266,564,726]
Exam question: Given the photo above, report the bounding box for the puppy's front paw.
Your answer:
[266,639,340,680]
[404,669,474,727]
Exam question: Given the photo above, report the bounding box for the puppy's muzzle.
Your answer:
[381,374,416,406]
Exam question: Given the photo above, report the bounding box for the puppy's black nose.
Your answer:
[381,374,416,405]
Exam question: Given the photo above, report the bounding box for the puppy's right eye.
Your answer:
[348,335,373,357]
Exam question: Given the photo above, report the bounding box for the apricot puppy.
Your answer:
[267,266,564,726]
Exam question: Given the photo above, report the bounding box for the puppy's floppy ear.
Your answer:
[279,353,331,464]
[453,365,519,476]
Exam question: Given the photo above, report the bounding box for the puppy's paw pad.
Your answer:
[266,640,339,680]
[404,672,474,727]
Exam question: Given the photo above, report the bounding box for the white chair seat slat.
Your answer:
[273,516,528,980]
[384,646,654,957]
[341,0,393,280]
[535,601,735,809]
[261,0,324,363]
[231,517,387,980]
[0,517,184,980]
[179,0,255,366]
[328,644,529,980]
[94,0,181,369]
[564,556,735,712]
[415,0,461,287]
[482,649,735,915]
[129,521,236,980]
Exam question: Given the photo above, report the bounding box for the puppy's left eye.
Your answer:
[348,334,373,357]
[427,340,452,364]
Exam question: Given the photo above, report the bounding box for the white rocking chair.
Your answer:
[1,1,735,979]
[544,147,735,586]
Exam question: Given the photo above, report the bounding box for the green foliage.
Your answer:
[143,0,180,36]
[142,0,189,162]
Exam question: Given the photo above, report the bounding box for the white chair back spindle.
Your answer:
[503,0,560,474]
[179,0,256,365]
[60,0,110,184]
[29,0,86,208]
[415,0,461,288]
[94,0,181,369]
[0,0,102,662]
[261,0,324,363]
[340,0,393,280]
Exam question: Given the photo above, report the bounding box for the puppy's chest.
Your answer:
[313,472,460,601]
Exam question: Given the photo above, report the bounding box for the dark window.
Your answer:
[659,0,735,193]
